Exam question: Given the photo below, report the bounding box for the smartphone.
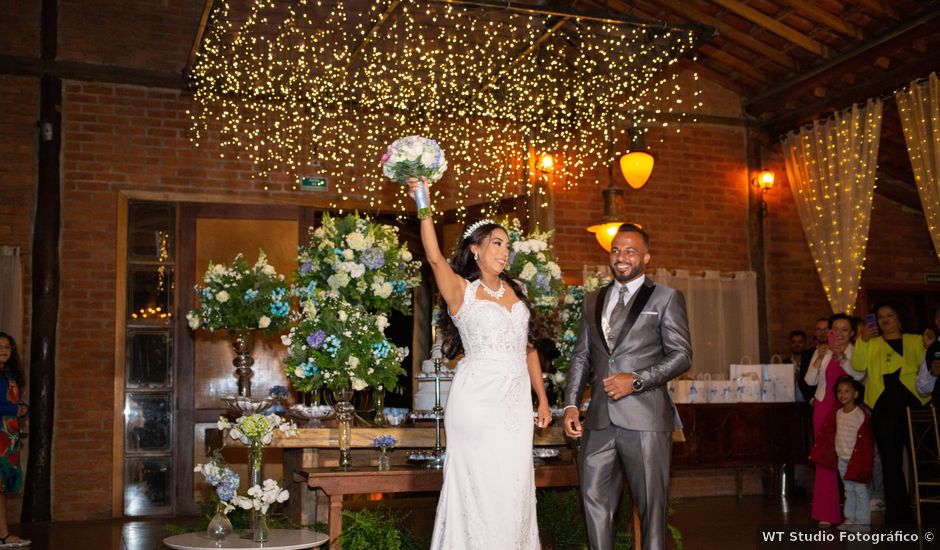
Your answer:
[827,329,838,347]
[864,313,880,336]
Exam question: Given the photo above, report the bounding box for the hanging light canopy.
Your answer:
[538,153,555,173]
[619,126,655,189]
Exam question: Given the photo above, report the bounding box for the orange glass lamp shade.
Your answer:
[539,153,555,173]
[587,221,622,252]
[619,150,654,189]
[754,170,775,191]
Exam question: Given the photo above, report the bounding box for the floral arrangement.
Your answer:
[186,251,291,334]
[218,413,298,447]
[497,218,566,341]
[231,479,289,515]
[295,212,422,316]
[552,272,611,401]
[381,135,448,218]
[194,455,240,514]
[373,434,397,451]
[283,296,408,393]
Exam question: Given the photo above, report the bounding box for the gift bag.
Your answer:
[730,361,794,403]
[672,380,693,404]
[711,379,736,403]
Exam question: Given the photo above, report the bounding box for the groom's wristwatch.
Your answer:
[632,376,644,392]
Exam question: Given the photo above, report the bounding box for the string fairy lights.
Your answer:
[782,98,883,314]
[189,0,705,218]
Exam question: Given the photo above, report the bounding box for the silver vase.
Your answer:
[230,329,256,397]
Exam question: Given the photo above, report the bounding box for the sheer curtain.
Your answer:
[782,98,883,314]
[649,268,759,377]
[896,72,940,261]
[0,246,23,344]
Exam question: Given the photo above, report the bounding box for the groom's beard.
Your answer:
[611,261,645,284]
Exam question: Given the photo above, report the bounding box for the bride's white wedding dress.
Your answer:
[430,279,540,549]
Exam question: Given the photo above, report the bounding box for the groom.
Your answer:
[563,223,691,550]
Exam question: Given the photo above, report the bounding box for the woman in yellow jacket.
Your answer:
[851,302,931,525]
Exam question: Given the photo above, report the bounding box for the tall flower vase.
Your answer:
[230,329,256,397]
[378,449,391,471]
[373,387,386,427]
[248,441,264,535]
[207,503,233,542]
[253,512,270,543]
[335,387,355,471]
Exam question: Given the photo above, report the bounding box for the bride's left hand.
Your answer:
[535,402,552,428]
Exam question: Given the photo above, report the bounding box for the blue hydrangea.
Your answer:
[244,288,259,301]
[303,362,319,377]
[360,248,385,270]
[323,335,341,357]
[270,300,290,317]
[306,330,326,349]
[535,272,550,290]
[372,340,391,359]
[373,434,397,450]
[299,261,313,275]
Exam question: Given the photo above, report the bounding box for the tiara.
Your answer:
[463,219,495,240]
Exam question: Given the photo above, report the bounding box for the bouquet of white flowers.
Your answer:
[295,212,421,316]
[186,250,290,334]
[381,135,447,218]
[283,296,408,393]
[231,479,289,515]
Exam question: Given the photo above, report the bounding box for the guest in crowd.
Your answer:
[0,332,29,547]
[804,313,864,528]
[563,223,692,550]
[851,302,931,525]
[809,376,874,533]
[788,330,811,402]
[407,178,550,549]
[916,303,940,401]
[801,318,829,402]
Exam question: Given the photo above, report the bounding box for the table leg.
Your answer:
[632,505,641,548]
[328,493,344,550]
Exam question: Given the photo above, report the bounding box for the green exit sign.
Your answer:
[300,176,328,191]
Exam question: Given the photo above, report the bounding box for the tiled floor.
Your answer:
[10,492,898,550]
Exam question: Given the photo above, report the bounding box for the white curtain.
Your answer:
[782,98,883,314]
[0,246,23,345]
[649,268,759,377]
[896,72,940,261]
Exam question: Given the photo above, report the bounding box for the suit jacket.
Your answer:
[565,278,692,431]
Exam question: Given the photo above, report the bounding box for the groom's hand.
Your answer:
[603,373,635,400]
[563,408,582,438]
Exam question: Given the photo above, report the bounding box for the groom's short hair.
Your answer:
[617,223,650,249]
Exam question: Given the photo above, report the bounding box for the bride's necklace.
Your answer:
[479,279,506,300]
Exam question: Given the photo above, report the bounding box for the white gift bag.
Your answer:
[672,380,693,404]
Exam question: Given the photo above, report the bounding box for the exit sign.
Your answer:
[300,176,328,191]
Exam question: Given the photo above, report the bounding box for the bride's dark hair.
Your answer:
[438,221,534,359]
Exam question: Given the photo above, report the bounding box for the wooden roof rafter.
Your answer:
[709,0,832,58]
[777,0,863,40]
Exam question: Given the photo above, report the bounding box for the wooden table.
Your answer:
[163,529,328,549]
[295,463,580,549]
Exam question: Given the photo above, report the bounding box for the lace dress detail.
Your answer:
[430,280,540,550]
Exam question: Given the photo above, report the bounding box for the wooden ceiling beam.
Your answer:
[745,6,940,113]
[188,0,215,72]
[777,0,863,40]
[765,48,940,134]
[699,44,767,84]
[710,0,831,58]
[647,0,795,70]
[0,54,184,89]
[854,0,899,20]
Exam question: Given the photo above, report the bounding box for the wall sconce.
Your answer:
[538,153,554,174]
[620,126,655,189]
[752,169,775,219]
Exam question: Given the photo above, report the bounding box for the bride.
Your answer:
[408,178,551,549]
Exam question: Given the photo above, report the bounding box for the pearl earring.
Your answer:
[474,252,479,261]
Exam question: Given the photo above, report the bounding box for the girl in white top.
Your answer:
[804,316,865,404]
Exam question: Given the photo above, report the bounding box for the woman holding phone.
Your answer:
[804,313,865,528]
[851,302,931,525]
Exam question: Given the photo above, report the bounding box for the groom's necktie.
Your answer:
[606,286,630,349]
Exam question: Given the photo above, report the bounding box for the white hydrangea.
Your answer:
[376,314,389,331]
[519,262,537,281]
[351,376,368,391]
[215,290,230,303]
[547,261,561,278]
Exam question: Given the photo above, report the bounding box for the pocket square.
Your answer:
[640,311,659,316]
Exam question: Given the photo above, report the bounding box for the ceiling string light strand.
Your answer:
[189,0,706,218]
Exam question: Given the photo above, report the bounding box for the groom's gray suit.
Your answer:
[565,276,691,550]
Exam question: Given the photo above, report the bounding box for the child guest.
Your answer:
[809,375,875,532]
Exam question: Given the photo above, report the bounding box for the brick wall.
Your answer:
[0,76,38,347]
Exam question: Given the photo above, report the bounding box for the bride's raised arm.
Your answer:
[407,177,466,315]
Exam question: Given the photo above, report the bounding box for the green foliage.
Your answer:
[339,509,425,550]
[186,250,291,333]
